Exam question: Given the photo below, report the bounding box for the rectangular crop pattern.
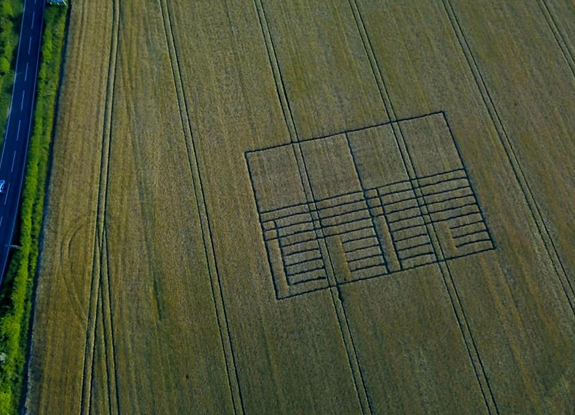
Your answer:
[246,112,494,299]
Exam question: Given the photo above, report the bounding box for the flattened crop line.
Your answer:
[84,253,101,414]
[100,227,121,415]
[79,0,121,413]
[88,276,114,414]
[440,0,575,316]
[157,0,244,412]
[535,0,575,79]
[253,1,373,413]
[348,0,499,413]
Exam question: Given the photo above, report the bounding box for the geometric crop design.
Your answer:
[246,112,495,299]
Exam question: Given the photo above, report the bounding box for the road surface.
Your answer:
[0,0,46,285]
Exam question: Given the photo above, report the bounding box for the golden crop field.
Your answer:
[24,0,575,413]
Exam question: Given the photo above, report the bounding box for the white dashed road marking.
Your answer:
[11,151,16,173]
[4,184,10,205]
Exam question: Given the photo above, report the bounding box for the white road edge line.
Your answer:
[20,91,26,111]
[24,62,29,81]
[4,184,10,205]
[0,0,30,168]
[11,151,16,173]
[16,120,21,141]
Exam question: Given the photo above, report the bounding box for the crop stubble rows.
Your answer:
[26,0,575,414]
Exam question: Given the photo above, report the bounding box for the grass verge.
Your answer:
[0,0,24,144]
[0,5,67,413]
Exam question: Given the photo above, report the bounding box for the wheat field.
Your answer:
[25,0,575,414]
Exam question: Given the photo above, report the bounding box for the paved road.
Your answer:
[0,0,45,285]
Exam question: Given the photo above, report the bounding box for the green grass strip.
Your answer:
[0,5,67,413]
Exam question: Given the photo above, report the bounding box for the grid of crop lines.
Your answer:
[247,113,495,299]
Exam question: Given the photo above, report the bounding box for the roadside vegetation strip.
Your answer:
[0,0,23,142]
[0,5,67,413]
